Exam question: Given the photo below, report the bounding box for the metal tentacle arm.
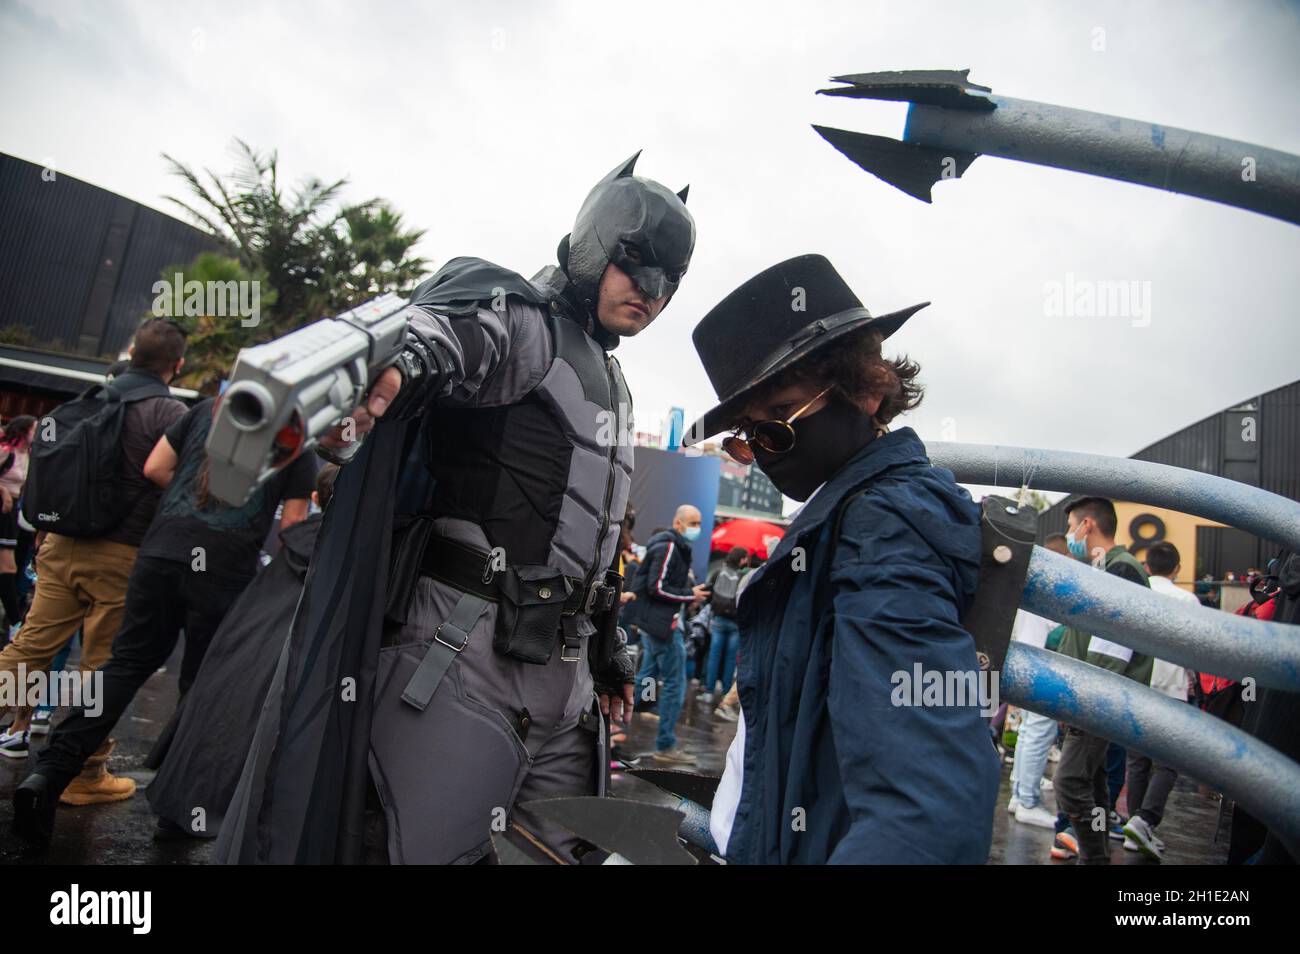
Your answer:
[815,69,1300,226]
[1003,642,1300,858]
[1023,544,1300,691]
[670,795,719,856]
[928,440,1300,556]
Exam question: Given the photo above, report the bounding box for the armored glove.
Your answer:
[591,625,637,697]
[383,324,456,420]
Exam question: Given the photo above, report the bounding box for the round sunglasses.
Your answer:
[722,386,832,465]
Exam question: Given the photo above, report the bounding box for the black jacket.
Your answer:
[628,529,696,638]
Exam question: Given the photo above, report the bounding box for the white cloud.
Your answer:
[2,0,1297,479]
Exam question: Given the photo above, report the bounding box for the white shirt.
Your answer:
[1010,609,1055,649]
[711,561,761,856]
[710,708,745,856]
[1147,575,1201,700]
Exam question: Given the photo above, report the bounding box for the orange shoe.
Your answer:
[59,768,136,806]
[1049,830,1078,861]
[58,739,136,806]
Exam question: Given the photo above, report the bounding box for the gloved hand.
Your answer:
[593,626,636,723]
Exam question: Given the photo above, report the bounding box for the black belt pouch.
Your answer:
[494,565,570,664]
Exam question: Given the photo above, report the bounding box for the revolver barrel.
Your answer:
[205,293,412,505]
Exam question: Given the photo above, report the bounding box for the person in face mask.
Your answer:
[626,504,711,764]
[683,255,999,864]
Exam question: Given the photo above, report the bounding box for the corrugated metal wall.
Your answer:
[1260,380,1300,504]
[0,153,221,357]
[1037,379,1300,574]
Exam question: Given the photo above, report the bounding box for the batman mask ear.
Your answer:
[599,151,642,184]
[676,185,690,204]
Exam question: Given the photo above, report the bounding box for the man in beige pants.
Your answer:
[0,318,187,807]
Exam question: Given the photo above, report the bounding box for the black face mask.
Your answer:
[753,399,878,502]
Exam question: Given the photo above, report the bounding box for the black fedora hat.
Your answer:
[683,254,928,446]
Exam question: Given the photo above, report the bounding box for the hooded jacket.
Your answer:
[725,427,1000,864]
[627,528,697,639]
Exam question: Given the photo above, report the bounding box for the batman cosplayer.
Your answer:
[208,153,695,864]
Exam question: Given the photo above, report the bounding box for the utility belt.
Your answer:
[385,517,621,717]
[419,535,618,623]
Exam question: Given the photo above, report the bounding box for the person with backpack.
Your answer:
[686,255,999,864]
[12,393,314,817]
[0,414,38,634]
[0,319,188,760]
[699,545,748,703]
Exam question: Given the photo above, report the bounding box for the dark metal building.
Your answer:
[0,152,216,413]
[1038,378,1300,577]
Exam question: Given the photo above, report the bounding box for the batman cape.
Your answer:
[144,514,322,839]
[213,258,566,864]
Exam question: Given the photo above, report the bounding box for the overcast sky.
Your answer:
[3,0,1298,494]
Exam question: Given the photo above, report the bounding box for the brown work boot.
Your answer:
[58,739,136,806]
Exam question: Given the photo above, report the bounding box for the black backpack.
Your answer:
[22,377,172,538]
[711,565,743,617]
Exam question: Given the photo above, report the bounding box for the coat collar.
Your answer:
[763,427,931,568]
[649,527,691,551]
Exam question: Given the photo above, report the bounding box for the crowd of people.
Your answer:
[613,507,750,767]
[0,318,322,816]
[999,503,1295,864]
[0,152,1294,867]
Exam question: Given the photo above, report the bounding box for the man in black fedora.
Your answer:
[686,254,999,864]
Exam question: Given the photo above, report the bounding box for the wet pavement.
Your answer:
[0,656,1229,865]
[0,643,212,865]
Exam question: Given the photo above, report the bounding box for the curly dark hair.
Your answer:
[743,326,924,426]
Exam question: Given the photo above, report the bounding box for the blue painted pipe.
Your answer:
[1023,545,1300,691]
[928,441,1300,556]
[1003,642,1300,857]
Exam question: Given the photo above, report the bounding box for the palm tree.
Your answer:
[161,139,425,334]
[325,203,428,309]
[154,252,277,393]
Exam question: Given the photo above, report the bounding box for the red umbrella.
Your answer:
[710,518,785,560]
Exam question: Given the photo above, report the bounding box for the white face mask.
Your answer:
[683,526,701,542]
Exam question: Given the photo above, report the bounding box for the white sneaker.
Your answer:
[1123,836,1140,852]
[0,727,30,759]
[1040,778,1054,792]
[1007,796,1022,814]
[1123,815,1164,861]
[1014,804,1058,829]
